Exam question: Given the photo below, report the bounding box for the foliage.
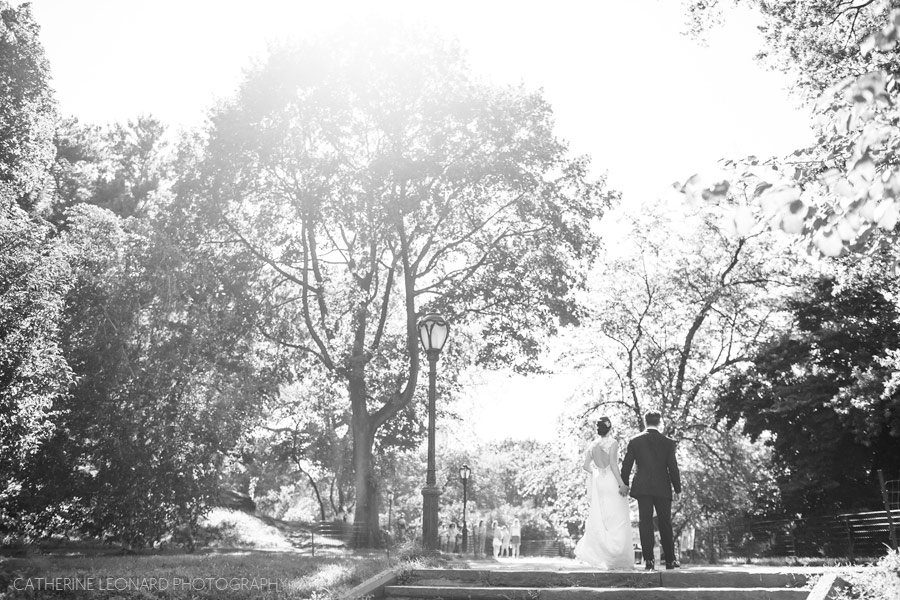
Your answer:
[0,110,279,546]
[716,270,900,513]
[548,200,797,533]
[677,429,781,530]
[237,372,354,522]
[0,1,56,209]
[184,23,612,545]
[52,117,169,221]
[564,199,796,434]
[834,547,900,600]
[373,436,581,540]
[0,187,72,535]
[16,203,274,547]
[0,7,68,531]
[678,2,900,259]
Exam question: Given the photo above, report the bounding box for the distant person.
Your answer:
[381,527,394,546]
[439,521,449,552]
[397,515,407,539]
[500,524,510,557]
[621,411,682,571]
[449,521,459,553]
[475,519,487,557]
[492,520,502,558]
[510,518,522,558]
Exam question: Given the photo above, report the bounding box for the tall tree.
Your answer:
[184,26,612,545]
[0,0,70,535]
[52,116,169,222]
[0,1,56,210]
[678,2,900,259]
[566,200,795,435]
[0,186,71,535]
[24,196,279,547]
[554,201,795,541]
[717,270,900,513]
[4,115,278,546]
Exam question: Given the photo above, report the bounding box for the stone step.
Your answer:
[384,585,810,599]
[406,569,812,589]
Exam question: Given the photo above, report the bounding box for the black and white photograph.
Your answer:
[2,1,899,598]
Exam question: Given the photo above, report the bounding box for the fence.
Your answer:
[694,508,899,562]
[302,521,368,556]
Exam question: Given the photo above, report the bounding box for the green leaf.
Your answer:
[753,182,773,197]
[849,153,876,185]
[861,34,877,56]
[875,200,900,230]
[702,180,730,201]
[779,200,807,234]
[859,199,878,221]
[730,205,755,237]
[813,228,843,256]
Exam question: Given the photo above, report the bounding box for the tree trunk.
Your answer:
[329,479,339,517]
[304,470,327,522]
[349,368,381,547]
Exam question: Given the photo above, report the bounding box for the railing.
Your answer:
[695,508,900,562]
[520,538,576,558]
[295,521,369,556]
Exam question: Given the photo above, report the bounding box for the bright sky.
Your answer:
[22,0,815,441]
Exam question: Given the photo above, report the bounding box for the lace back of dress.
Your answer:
[591,436,615,469]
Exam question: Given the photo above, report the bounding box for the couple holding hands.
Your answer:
[574,412,682,571]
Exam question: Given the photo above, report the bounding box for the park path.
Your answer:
[447,556,830,573]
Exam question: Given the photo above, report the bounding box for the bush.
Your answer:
[836,548,900,600]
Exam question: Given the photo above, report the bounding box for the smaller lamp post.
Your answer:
[388,490,394,530]
[459,464,471,554]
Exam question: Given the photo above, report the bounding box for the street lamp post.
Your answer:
[388,490,393,531]
[418,313,450,552]
[459,464,471,554]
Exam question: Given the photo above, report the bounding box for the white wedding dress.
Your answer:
[573,436,635,570]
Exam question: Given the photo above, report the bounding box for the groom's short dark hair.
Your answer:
[645,412,661,426]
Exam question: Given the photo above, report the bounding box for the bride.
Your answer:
[574,417,635,570]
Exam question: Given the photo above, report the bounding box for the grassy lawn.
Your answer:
[1,552,392,599]
[0,509,408,599]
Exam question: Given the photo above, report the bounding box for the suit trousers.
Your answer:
[636,495,675,564]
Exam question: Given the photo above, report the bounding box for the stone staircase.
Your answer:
[379,568,817,599]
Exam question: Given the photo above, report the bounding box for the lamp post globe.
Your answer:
[417,313,449,552]
[418,313,449,354]
[459,464,471,553]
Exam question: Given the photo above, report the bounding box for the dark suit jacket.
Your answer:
[621,429,681,499]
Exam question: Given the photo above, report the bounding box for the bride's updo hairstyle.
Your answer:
[596,417,612,436]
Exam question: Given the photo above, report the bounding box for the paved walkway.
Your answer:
[446,556,848,574]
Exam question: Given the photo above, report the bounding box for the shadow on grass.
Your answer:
[0,511,441,599]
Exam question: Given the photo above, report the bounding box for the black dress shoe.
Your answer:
[666,560,680,570]
[644,560,655,570]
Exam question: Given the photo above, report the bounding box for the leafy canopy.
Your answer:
[678,1,900,260]
[717,272,900,513]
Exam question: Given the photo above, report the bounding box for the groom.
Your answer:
[621,412,682,571]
